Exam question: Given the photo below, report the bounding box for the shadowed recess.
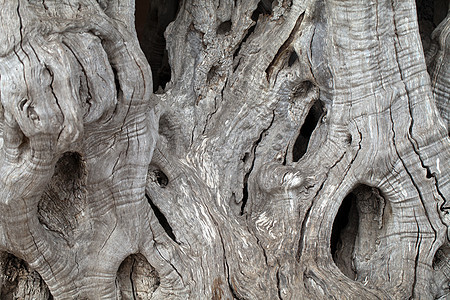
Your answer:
[0,253,52,300]
[240,175,249,216]
[38,152,86,241]
[432,245,450,299]
[116,254,160,299]
[292,99,323,162]
[154,170,169,187]
[135,0,180,92]
[233,24,255,64]
[232,0,274,64]
[331,185,390,281]
[331,192,358,280]
[252,0,274,19]
[145,194,177,243]
[217,20,232,35]
[288,50,298,67]
[416,0,449,51]
[149,167,169,188]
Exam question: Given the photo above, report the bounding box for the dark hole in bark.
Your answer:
[345,134,352,145]
[116,254,160,299]
[135,0,180,92]
[331,186,389,281]
[54,152,84,180]
[152,169,169,187]
[145,194,177,243]
[111,66,121,95]
[431,245,450,298]
[232,0,274,67]
[330,192,358,280]
[251,0,274,20]
[240,175,249,216]
[426,168,432,178]
[432,0,448,26]
[265,12,304,79]
[207,65,218,83]
[433,248,442,266]
[416,0,449,51]
[292,99,323,162]
[0,253,52,300]
[217,20,232,34]
[288,50,298,67]
[242,152,250,163]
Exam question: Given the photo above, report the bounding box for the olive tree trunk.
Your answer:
[0,0,448,299]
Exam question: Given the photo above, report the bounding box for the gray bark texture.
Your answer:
[0,0,448,299]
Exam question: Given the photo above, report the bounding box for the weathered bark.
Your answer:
[0,0,448,299]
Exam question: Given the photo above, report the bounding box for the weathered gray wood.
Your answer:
[427,8,450,131]
[0,0,448,299]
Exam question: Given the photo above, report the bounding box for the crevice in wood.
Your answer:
[411,211,422,299]
[135,0,180,92]
[253,231,268,265]
[265,12,304,80]
[111,65,121,96]
[233,21,256,61]
[202,78,226,135]
[41,0,49,11]
[292,99,323,162]
[297,152,346,263]
[240,111,275,215]
[232,23,255,71]
[389,97,436,296]
[287,50,298,67]
[400,0,448,238]
[240,176,249,216]
[413,144,447,214]
[130,257,137,300]
[223,256,240,300]
[275,268,282,299]
[232,0,273,70]
[296,200,314,263]
[389,10,440,294]
[16,1,24,50]
[60,40,93,113]
[145,194,177,243]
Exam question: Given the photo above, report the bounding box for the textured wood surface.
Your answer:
[0,0,448,299]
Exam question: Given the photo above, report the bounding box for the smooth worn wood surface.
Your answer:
[0,0,448,299]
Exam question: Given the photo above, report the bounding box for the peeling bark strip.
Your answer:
[0,0,449,299]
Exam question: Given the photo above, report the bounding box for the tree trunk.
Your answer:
[0,0,448,299]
